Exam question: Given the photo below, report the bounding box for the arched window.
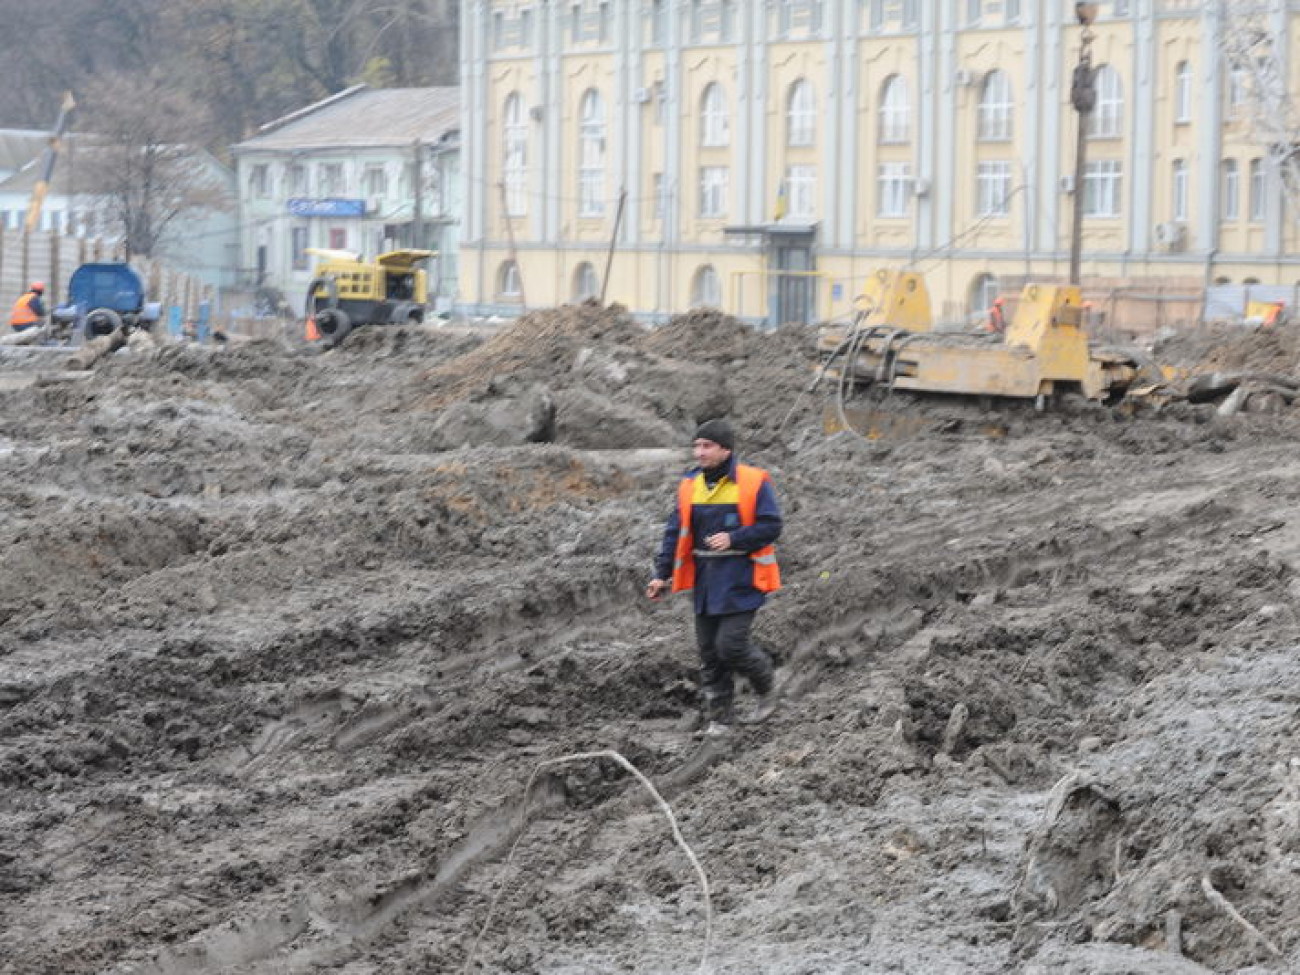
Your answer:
[498,260,522,300]
[977,71,1013,141]
[787,79,816,147]
[879,75,910,144]
[692,265,721,307]
[578,89,606,216]
[1174,61,1192,123]
[971,273,999,317]
[572,261,599,301]
[1088,65,1124,138]
[503,92,528,216]
[700,82,729,147]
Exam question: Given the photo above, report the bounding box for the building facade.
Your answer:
[0,134,238,294]
[232,86,461,314]
[459,0,1300,327]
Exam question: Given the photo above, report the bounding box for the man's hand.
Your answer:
[646,578,669,600]
[704,532,732,551]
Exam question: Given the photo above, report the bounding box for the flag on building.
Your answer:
[773,179,788,221]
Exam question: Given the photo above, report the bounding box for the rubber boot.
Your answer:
[740,690,779,725]
[696,698,734,738]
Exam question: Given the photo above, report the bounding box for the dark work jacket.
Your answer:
[654,455,783,616]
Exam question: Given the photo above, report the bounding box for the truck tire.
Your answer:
[315,308,351,348]
[84,308,124,340]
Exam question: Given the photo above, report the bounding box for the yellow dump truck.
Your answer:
[304,248,434,347]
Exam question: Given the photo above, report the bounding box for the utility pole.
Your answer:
[600,188,628,304]
[1068,3,1099,286]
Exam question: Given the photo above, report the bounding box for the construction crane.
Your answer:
[23,91,76,234]
[1216,1,1300,221]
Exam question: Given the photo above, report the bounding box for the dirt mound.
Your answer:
[419,301,644,406]
[1155,320,1300,376]
[2,316,1299,973]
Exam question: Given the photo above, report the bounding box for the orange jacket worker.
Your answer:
[9,282,45,332]
[646,419,783,735]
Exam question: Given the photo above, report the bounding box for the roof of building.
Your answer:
[234,86,460,154]
[0,137,230,196]
[0,129,55,177]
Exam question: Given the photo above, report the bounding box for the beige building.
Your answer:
[459,0,1300,330]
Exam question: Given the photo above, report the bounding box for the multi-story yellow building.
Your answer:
[459,0,1300,328]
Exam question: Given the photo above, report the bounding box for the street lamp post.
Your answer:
[1068,3,1099,286]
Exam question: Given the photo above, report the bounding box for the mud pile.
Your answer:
[2,309,1300,974]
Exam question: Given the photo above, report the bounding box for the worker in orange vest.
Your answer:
[9,282,46,332]
[986,296,1006,334]
[646,419,783,735]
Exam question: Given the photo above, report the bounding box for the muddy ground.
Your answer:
[2,307,1299,974]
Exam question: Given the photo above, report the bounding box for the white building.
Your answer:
[231,85,462,313]
[0,133,237,292]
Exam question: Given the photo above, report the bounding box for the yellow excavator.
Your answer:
[816,270,1154,436]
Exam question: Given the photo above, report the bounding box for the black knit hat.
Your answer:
[693,418,735,450]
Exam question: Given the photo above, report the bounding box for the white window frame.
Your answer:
[877,162,912,217]
[286,164,307,196]
[973,273,999,315]
[700,83,729,148]
[578,88,606,217]
[978,71,1013,142]
[1084,159,1122,217]
[503,92,529,217]
[692,265,721,307]
[1088,66,1124,139]
[319,163,345,196]
[976,160,1012,217]
[786,164,816,219]
[879,75,910,145]
[1172,159,1188,221]
[499,260,522,299]
[1249,158,1265,221]
[249,163,269,198]
[699,165,729,218]
[787,79,816,147]
[1222,159,1240,221]
[573,261,599,300]
[1174,61,1192,124]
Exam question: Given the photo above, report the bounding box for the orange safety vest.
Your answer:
[10,291,40,327]
[671,463,781,594]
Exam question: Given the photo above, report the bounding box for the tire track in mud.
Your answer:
[96,444,1299,973]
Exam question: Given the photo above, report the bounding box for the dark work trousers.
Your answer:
[694,610,773,719]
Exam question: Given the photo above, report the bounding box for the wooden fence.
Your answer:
[0,228,210,328]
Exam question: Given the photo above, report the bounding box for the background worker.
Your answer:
[9,282,46,332]
[646,419,783,735]
[986,296,1006,334]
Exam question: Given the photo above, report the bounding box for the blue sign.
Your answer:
[287,198,366,218]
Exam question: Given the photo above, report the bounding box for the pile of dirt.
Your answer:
[1154,319,1300,376]
[2,312,1299,974]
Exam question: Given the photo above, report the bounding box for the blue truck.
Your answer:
[52,262,161,340]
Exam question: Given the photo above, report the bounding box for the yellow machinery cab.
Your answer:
[305,248,435,346]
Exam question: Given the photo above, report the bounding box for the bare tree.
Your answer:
[78,72,232,258]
